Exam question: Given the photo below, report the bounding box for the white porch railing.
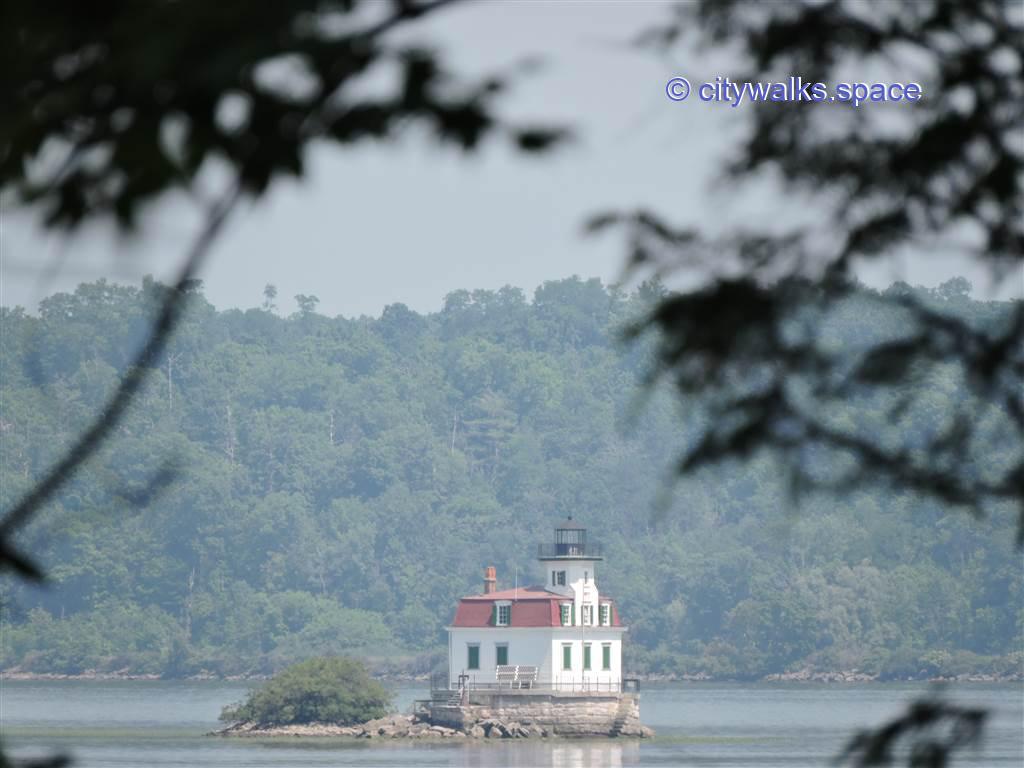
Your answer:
[431,672,639,696]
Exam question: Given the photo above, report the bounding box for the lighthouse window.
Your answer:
[496,604,511,626]
[583,643,592,670]
[555,571,566,586]
[467,644,480,670]
[602,643,611,671]
[582,605,593,625]
[560,603,572,626]
[495,644,509,666]
[562,643,572,671]
[600,603,610,626]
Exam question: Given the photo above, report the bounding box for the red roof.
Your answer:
[451,585,623,627]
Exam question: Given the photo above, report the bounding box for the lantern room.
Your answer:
[537,516,602,560]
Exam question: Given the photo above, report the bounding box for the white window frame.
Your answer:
[582,604,593,626]
[495,601,511,627]
[560,603,572,626]
[599,603,610,626]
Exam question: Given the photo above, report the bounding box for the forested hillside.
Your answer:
[1,277,1020,679]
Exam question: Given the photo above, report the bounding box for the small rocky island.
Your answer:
[213,656,654,741]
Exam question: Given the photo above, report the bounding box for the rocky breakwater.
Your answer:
[463,714,653,739]
[214,713,465,739]
[214,709,654,739]
[428,693,654,738]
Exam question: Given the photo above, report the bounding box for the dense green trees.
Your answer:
[220,656,391,725]
[0,277,1020,679]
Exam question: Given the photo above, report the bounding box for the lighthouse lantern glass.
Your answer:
[555,526,585,556]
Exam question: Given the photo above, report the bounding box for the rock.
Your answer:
[506,722,527,738]
[362,715,411,731]
[468,724,485,738]
[482,719,510,738]
[616,722,642,737]
[640,726,655,738]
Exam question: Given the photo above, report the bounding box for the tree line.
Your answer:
[1,276,1020,679]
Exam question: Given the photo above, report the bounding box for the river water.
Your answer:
[3,680,1021,767]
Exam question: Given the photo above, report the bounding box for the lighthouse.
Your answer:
[445,517,626,691]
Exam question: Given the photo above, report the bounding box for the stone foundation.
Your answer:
[426,691,650,738]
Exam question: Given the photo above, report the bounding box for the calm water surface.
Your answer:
[2,680,1021,767]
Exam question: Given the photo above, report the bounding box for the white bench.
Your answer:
[496,665,539,689]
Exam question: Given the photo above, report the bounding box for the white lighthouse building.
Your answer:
[446,518,627,691]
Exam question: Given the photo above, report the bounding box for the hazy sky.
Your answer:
[2,1,1017,318]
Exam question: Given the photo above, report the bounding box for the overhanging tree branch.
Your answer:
[0,179,242,576]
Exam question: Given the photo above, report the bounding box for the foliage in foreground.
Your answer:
[220,656,391,726]
[838,688,987,768]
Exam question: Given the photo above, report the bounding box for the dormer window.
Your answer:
[495,601,511,626]
[560,603,572,626]
[600,603,610,626]
[582,604,593,625]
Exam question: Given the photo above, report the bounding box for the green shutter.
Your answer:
[468,645,479,670]
[496,644,508,666]
[562,644,572,670]
[583,644,591,670]
[491,604,497,626]
[602,644,611,671]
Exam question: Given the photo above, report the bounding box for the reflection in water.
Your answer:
[456,740,637,768]
[5,681,1022,767]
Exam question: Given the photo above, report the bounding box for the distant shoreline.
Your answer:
[3,669,1021,683]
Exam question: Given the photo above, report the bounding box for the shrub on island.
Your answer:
[220,656,392,726]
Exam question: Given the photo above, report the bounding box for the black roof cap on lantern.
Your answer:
[556,515,584,530]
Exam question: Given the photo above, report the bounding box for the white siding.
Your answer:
[447,627,555,687]
[550,628,624,690]
[546,559,602,630]
[447,625,625,688]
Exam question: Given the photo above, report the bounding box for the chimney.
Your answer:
[483,566,497,594]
